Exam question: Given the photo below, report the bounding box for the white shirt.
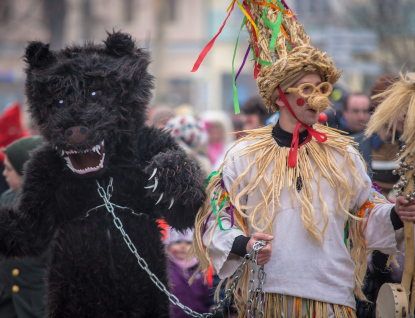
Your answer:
[203,139,404,309]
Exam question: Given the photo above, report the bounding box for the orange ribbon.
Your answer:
[357,201,375,249]
[219,191,228,206]
[250,1,294,15]
[219,191,248,235]
[250,1,295,49]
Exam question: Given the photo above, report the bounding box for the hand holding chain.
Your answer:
[96,178,267,318]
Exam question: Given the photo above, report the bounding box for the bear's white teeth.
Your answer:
[62,141,104,156]
[64,154,105,175]
[62,140,105,174]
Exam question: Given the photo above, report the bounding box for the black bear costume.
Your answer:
[0,31,206,317]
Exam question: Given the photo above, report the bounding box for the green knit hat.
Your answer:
[4,136,43,176]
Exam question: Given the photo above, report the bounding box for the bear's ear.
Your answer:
[104,31,135,57]
[24,41,55,69]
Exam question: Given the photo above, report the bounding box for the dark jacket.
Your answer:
[352,132,372,174]
[0,189,49,318]
[168,259,211,318]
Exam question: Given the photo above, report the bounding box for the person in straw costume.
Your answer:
[190,1,415,317]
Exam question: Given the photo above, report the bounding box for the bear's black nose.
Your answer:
[65,126,89,145]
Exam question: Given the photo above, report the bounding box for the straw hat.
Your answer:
[246,2,342,111]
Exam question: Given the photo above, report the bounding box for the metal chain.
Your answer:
[95,178,267,318]
[246,248,267,318]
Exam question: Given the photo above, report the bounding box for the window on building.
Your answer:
[294,0,330,20]
[0,0,11,24]
[169,79,191,106]
[376,0,401,22]
[165,0,178,23]
[124,0,134,22]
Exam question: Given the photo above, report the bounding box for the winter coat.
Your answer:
[168,258,211,318]
[0,189,49,318]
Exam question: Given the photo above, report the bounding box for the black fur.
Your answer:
[0,31,206,317]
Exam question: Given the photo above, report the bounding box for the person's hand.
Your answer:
[246,233,274,265]
[394,196,415,222]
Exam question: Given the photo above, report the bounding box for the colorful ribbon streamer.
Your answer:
[236,0,259,42]
[206,170,220,187]
[262,0,285,52]
[231,16,248,114]
[201,212,213,238]
[191,0,236,72]
[344,220,349,248]
[250,0,295,50]
[235,44,251,82]
[357,201,374,249]
[280,0,297,20]
[249,45,273,66]
[250,0,293,14]
[202,177,248,235]
[212,191,230,231]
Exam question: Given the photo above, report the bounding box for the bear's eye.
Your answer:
[89,90,102,103]
[58,100,64,105]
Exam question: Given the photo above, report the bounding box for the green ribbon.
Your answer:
[206,170,220,187]
[262,0,284,52]
[344,220,349,248]
[286,39,293,51]
[212,192,231,231]
[231,16,248,115]
[249,44,273,66]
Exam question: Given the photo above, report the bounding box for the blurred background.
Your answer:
[0,3,414,315]
[0,0,415,117]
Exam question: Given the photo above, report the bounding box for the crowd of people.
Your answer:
[145,71,407,318]
[0,4,413,318]
[0,71,411,317]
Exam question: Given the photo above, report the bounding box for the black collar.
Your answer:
[272,121,309,147]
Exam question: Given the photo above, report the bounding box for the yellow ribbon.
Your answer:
[226,0,236,12]
[236,0,259,43]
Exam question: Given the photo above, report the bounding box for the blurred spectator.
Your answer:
[341,93,371,134]
[211,97,271,171]
[368,74,400,112]
[353,75,401,200]
[175,104,195,117]
[265,111,279,126]
[0,136,50,318]
[164,227,211,318]
[230,113,245,140]
[0,102,31,195]
[199,111,234,168]
[355,74,405,318]
[166,115,212,178]
[0,164,7,196]
[325,84,349,129]
[207,121,226,166]
[240,95,269,130]
[149,105,175,129]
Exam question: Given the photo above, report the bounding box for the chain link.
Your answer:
[246,243,267,318]
[95,178,267,318]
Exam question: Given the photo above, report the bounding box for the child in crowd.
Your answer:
[164,228,211,318]
[0,136,49,318]
[166,115,212,178]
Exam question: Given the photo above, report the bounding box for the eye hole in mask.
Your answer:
[89,90,102,103]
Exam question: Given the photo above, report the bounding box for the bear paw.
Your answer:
[144,149,200,209]
[145,168,175,209]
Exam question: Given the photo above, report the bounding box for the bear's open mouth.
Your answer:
[63,140,105,174]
